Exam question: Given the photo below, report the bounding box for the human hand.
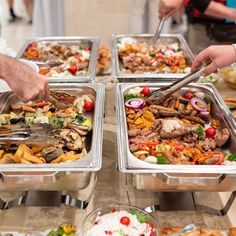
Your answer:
[191,45,236,76]
[159,0,183,18]
[1,56,50,102]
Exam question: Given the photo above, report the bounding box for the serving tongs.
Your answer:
[148,67,205,103]
[0,124,52,145]
[168,224,197,236]
[150,18,165,45]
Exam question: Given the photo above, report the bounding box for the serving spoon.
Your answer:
[168,224,197,236]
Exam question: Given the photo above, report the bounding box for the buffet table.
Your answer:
[0,75,235,233]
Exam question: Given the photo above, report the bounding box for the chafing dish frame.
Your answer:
[17,37,99,83]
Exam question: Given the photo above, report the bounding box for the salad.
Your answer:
[84,208,157,236]
[124,86,235,165]
[117,38,191,74]
[22,41,91,77]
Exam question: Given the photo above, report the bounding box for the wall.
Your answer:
[64,0,132,45]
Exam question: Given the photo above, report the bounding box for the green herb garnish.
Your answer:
[177,48,182,52]
[204,97,213,104]
[156,156,169,164]
[149,52,156,57]
[47,230,57,236]
[228,153,236,161]
[124,94,137,101]
[131,209,150,223]
[49,117,65,129]
[195,126,204,140]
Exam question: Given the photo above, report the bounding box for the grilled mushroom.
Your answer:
[42,146,64,162]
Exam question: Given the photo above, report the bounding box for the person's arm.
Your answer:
[0,54,49,102]
[204,1,236,21]
[191,45,236,76]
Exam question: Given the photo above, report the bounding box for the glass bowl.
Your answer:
[82,204,160,236]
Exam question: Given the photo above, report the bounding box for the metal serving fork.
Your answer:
[148,67,206,102]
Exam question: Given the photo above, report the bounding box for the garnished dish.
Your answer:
[22,41,91,77]
[0,91,95,164]
[117,37,191,74]
[124,86,235,165]
[83,205,159,236]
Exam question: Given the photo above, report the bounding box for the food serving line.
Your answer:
[0,34,235,234]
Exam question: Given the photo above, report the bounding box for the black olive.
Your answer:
[18,117,25,123]
[10,118,19,124]
[49,107,56,112]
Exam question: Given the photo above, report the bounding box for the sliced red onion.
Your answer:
[191,97,208,112]
[200,111,209,116]
[125,98,144,110]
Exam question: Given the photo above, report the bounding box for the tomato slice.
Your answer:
[184,92,193,100]
[141,86,151,96]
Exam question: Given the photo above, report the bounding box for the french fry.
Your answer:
[51,151,81,163]
[0,150,4,159]
[0,153,14,164]
[21,158,32,164]
[13,144,31,163]
[23,152,45,164]
[32,146,44,154]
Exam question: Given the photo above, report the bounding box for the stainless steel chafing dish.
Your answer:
[16,37,99,83]
[112,34,195,82]
[0,83,104,191]
[117,82,236,191]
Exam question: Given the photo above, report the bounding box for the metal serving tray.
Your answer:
[0,83,104,191]
[112,34,194,82]
[117,82,236,174]
[17,37,99,83]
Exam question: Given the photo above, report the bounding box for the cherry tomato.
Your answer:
[29,41,37,47]
[184,92,193,100]
[141,86,151,96]
[84,46,91,51]
[84,101,94,111]
[105,231,112,235]
[120,216,130,226]
[68,65,77,75]
[205,127,216,138]
[111,208,117,213]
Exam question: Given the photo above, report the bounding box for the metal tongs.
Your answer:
[151,18,165,45]
[0,124,52,145]
[148,67,205,102]
[168,224,197,236]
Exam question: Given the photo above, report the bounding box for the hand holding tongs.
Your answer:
[151,18,165,45]
[148,67,205,102]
